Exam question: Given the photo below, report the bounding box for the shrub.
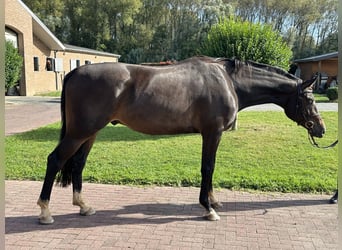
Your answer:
[326,87,338,101]
[201,17,292,70]
[5,41,23,94]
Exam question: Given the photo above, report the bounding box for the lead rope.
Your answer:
[308,133,338,149]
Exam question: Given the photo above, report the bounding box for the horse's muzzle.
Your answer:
[310,129,324,138]
[307,119,325,138]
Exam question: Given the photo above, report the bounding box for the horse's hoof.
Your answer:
[39,216,54,225]
[80,207,96,216]
[206,208,220,221]
[329,198,337,204]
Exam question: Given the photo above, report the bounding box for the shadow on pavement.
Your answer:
[6,198,331,234]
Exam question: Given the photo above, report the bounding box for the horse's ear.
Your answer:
[301,76,317,90]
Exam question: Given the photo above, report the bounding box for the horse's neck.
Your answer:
[233,74,298,111]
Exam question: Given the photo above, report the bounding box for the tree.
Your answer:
[201,18,292,69]
[102,0,142,55]
[22,0,336,62]
[144,0,232,62]
[63,0,111,50]
[316,32,338,54]
[230,0,337,58]
[5,41,23,94]
[23,0,65,37]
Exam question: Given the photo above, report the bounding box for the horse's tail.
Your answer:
[59,73,68,141]
[55,71,74,187]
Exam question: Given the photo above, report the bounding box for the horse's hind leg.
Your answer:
[71,136,96,216]
[37,137,84,224]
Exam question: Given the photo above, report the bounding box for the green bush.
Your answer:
[5,41,23,93]
[326,87,338,101]
[201,17,292,70]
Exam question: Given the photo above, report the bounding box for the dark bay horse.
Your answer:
[37,56,325,224]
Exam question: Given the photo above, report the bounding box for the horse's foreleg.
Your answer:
[330,190,338,204]
[200,131,222,221]
[329,178,338,204]
[38,138,83,224]
[71,137,96,216]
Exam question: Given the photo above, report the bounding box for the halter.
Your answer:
[295,83,338,149]
[295,83,319,129]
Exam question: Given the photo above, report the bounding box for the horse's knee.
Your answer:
[37,198,54,224]
[73,192,96,216]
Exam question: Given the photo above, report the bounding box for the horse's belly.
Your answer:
[127,124,197,135]
[116,111,197,135]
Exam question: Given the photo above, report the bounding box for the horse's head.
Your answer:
[287,78,325,138]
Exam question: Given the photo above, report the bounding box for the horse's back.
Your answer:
[63,59,238,136]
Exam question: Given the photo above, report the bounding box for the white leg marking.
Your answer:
[73,192,96,216]
[37,198,54,224]
[206,208,220,221]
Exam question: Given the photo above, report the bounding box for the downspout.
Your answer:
[54,50,58,90]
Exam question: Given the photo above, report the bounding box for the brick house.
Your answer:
[293,52,338,91]
[5,0,121,96]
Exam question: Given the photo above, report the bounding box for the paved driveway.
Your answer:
[5,180,338,249]
[5,96,338,249]
[5,96,60,136]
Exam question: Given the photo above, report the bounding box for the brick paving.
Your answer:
[5,97,338,249]
[5,180,337,249]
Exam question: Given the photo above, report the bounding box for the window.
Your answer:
[46,57,55,71]
[70,59,81,70]
[85,60,91,65]
[33,57,39,71]
[5,27,18,48]
[70,59,77,71]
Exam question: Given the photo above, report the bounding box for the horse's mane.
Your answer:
[177,56,298,81]
[213,57,298,81]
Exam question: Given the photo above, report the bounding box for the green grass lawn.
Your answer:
[34,91,61,97]
[5,111,338,193]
